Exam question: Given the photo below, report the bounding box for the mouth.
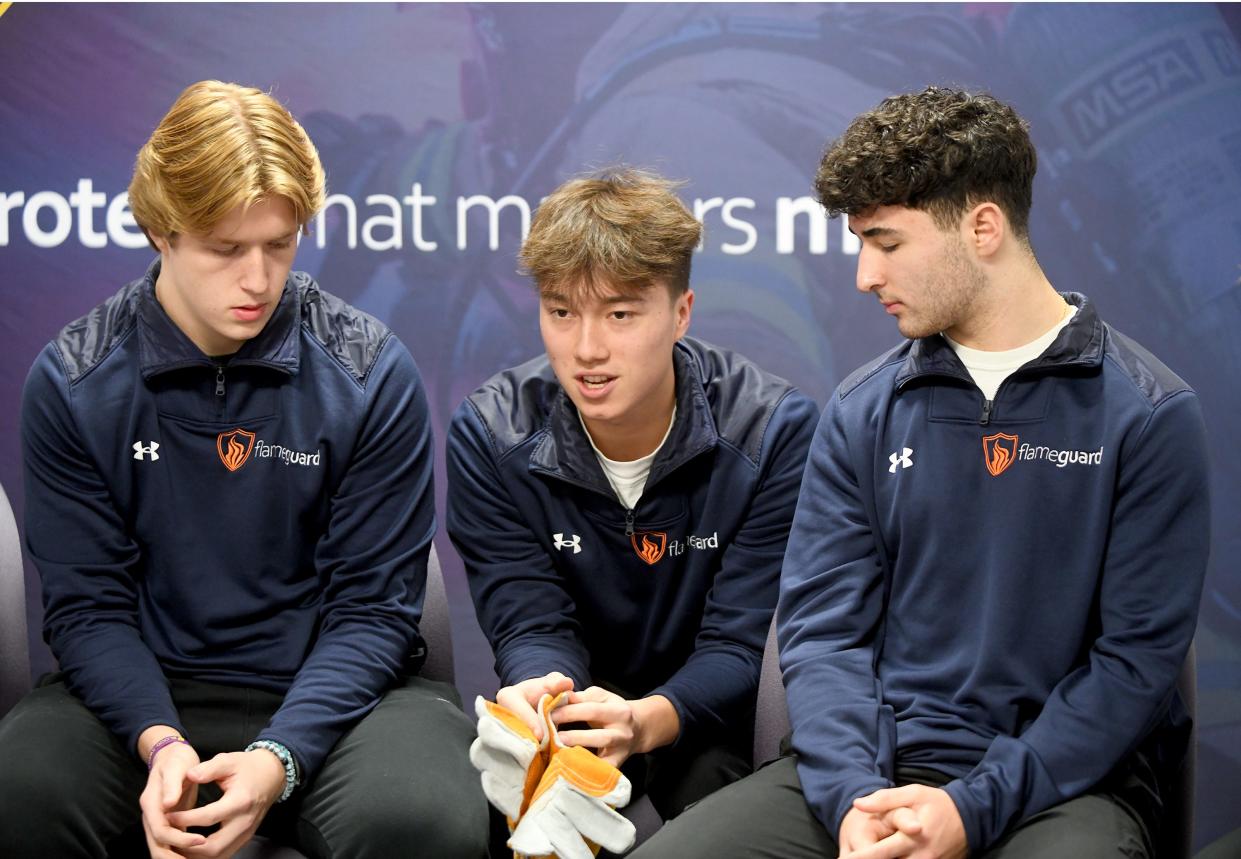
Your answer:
[231,303,268,322]
[575,374,616,398]
[881,300,903,315]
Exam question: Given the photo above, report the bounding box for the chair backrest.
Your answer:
[0,479,31,716]
[753,615,789,767]
[1163,640,1196,859]
[752,615,1197,858]
[419,543,454,684]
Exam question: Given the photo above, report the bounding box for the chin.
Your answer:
[897,320,936,340]
[576,401,620,425]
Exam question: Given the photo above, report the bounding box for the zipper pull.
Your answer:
[979,399,993,425]
[624,509,635,537]
[215,364,226,397]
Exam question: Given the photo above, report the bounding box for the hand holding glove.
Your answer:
[471,691,636,858]
[469,693,557,823]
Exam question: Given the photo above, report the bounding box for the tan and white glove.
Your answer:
[469,693,558,825]
[507,744,636,859]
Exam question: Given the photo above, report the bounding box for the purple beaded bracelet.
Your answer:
[146,734,189,770]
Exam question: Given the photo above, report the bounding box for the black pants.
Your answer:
[0,673,490,859]
[621,729,753,822]
[629,755,1153,859]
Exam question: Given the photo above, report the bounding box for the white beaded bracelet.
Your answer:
[245,739,300,802]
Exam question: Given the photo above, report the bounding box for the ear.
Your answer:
[963,203,1005,259]
[149,231,172,256]
[674,289,694,340]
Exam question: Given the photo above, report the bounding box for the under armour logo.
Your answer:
[552,533,581,554]
[888,447,913,473]
[133,441,160,461]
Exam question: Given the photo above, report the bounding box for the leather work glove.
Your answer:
[507,743,636,859]
[469,693,560,824]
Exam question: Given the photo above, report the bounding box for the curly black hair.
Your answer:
[815,87,1037,237]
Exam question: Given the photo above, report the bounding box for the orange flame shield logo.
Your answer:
[982,432,1019,477]
[217,428,256,472]
[630,531,668,565]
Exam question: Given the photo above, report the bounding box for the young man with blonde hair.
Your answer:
[634,87,1208,859]
[0,80,488,859]
[447,170,818,847]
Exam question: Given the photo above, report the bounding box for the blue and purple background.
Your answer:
[1,3,1238,846]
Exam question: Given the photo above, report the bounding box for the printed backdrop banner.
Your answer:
[2,3,1238,845]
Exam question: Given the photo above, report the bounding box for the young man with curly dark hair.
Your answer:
[633,87,1209,859]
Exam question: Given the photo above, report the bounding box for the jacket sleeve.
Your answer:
[446,400,593,688]
[256,336,435,780]
[649,390,819,743]
[942,390,1210,851]
[777,390,893,838]
[22,345,183,754]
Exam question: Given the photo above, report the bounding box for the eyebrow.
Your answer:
[539,290,647,306]
[854,226,901,238]
[600,293,645,305]
[210,232,298,245]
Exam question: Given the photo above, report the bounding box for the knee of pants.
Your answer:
[311,774,491,859]
[0,753,104,856]
[0,762,55,848]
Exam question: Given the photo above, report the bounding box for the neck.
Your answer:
[583,385,676,462]
[947,257,1067,351]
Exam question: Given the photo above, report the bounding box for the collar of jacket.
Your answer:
[893,291,1105,390]
[137,258,301,380]
[529,341,721,498]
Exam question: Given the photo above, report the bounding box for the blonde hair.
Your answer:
[519,169,701,299]
[128,80,326,244]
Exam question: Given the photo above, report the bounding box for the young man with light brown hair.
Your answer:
[0,80,488,859]
[447,169,819,844]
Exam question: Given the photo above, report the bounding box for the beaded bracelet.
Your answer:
[245,739,300,803]
[146,734,189,770]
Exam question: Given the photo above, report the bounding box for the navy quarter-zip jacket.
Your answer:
[447,338,818,742]
[778,293,1209,851]
[21,261,436,779]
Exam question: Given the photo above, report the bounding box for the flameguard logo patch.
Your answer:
[982,433,1019,477]
[217,429,256,472]
[631,531,668,565]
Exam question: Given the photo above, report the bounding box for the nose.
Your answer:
[238,247,269,296]
[856,246,884,294]
[573,317,608,364]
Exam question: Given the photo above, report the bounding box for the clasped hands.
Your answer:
[838,784,968,859]
[139,725,286,859]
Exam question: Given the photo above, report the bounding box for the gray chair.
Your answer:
[1170,641,1198,859]
[418,542,455,684]
[239,542,456,859]
[752,616,1199,859]
[0,479,32,716]
[753,616,787,769]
